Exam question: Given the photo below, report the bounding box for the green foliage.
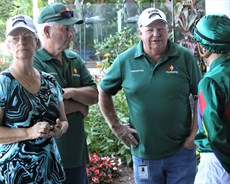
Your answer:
[85,27,140,165]
[85,91,132,165]
[0,53,12,72]
[10,0,32,15]
[94,26,139,63]
[0,1,14,41]
[0,0,48,41]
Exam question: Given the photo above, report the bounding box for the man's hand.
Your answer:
[62,88,72,99]
[80,105,89,117]
[111,123,139,147]
[184,136,196,149]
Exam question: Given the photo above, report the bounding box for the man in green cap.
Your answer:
[193,14,230,183]
[34,3,98,184]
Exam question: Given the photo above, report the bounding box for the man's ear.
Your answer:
[36,38,41,50]
[44,26,51,38]
[138,28,142,37]
[197,44,211,58]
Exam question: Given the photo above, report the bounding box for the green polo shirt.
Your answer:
[34,49,97,168]
[99,40,202,159]
[195,55,230,173]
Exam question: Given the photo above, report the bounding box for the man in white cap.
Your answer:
[193,14,230,183]
[99,7,202,183]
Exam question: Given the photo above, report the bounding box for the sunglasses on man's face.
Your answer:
[44,10,74,22]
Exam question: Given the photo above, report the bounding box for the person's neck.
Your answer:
[145,50,164,63]
[206,53,224,67]
[144,46,167,63]
[9,64,39,91]
[149,53,162,63]
[14,55,33,64]
[43,46,63,63]
[11,62,34,75]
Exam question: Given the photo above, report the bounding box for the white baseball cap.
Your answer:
[138,8,168,27]
[6,15,38,36]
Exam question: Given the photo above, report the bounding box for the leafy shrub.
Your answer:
[94,26,139,63]
[85,90,132,165]
[0,53,12,72]
[85,27,140,165]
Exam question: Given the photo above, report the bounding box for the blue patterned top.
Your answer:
[0,70,66,184]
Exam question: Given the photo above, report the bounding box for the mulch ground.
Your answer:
[113,165,135,184]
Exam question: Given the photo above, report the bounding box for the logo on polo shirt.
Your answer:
[72,67,80,77]
[72,67,77,73]
[165,65,178,74]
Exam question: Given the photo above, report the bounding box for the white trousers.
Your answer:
[194,153,230,184]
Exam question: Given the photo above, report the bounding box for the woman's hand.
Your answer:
[28,121,54,139]
[52,118,63,138]
[50,118,68,138]
[28,118,68,139]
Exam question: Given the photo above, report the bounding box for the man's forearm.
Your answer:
[63,87,98,106]
[98,88,120,129]
[190,100,198,138]
[64,99,88,116]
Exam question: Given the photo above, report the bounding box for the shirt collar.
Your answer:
[209,54,230,70]
[37,49,77,62]
[134,40,179,60]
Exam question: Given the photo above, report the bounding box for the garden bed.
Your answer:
[113,165,134,184]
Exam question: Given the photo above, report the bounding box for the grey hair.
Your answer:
[36,22,58,46]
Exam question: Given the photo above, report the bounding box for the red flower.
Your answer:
[92,177,99,183]
[87,153,122,183]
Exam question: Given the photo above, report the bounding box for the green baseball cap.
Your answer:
[193,14,230,53]
[38,3,83,25]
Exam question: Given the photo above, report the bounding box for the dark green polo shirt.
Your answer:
[99,40,202,159]
[34,49,97,168]
[195,55,230,173]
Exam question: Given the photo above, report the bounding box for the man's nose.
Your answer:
[68,27,75,37]
[17,36,27,44]
[152,29,160,36]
